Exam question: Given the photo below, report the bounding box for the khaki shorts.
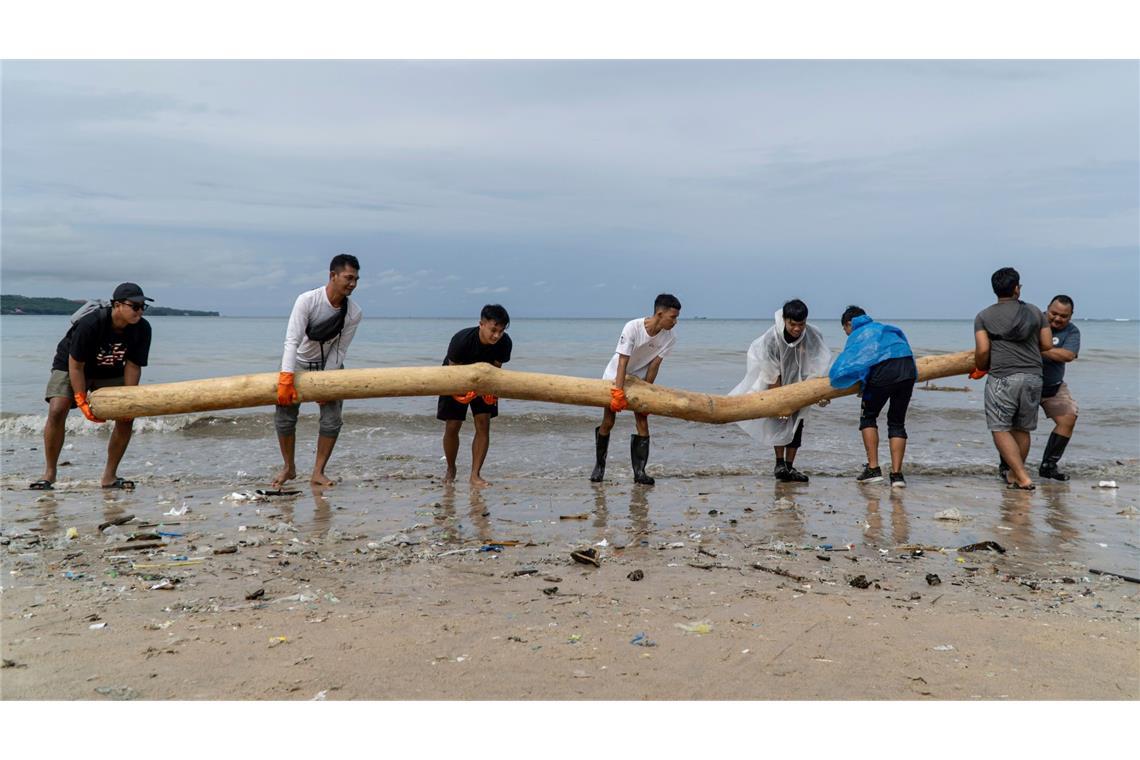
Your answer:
[1040,382,1079,419]
[44,369,124,406]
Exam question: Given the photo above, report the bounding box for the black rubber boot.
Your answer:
[1038,432,1071,481]
[589,427,610,482]
[630,434,655,486]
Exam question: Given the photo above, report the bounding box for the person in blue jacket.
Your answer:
[829,306,917,487]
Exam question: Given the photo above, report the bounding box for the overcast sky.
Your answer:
[2,60,1137,319]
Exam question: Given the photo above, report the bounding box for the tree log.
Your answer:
[89,350,977,422]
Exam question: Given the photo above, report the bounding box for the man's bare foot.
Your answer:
[470,475,491,487]
[311,471,335,487]
[443,466,457,484]
[272,464,296,489]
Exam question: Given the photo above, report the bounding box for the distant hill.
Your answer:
[1,295,220,317]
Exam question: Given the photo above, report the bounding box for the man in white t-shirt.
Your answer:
[589,293,681,485]
[272,254,363,488]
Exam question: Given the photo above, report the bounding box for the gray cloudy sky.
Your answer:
[2,60,1137,318]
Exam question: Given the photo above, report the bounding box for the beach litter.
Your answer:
[934,508,964,521]
[268,636,289,648]
[570,548,600,567]
[1089,568,1140,584]
[629,632,657,647]
[848,575,872,589]
[932,644,955,652]
[925,573,942,586]
[627,569,644,582]
[1093,481,1118,489]
[958,541,1006,554]
[163,505,190,517]
[675,620,713,635]
[98,514,135,532]
[542,586,559,596]
[65,527,79,541]
[559,513,590,520]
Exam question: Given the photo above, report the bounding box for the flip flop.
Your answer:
[29,480,54,491]
[102,478,136,490]
[1006,482,1035,491]
[255,489,302,497]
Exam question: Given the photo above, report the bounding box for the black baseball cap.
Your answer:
[112,282,154,304]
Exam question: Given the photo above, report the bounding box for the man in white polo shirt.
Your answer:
[272,254,363,488]
[589,293,681,486]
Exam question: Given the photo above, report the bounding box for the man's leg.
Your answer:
[443,420,462,483]
[101,418,135,487]
[992,431,1032,487]
[634,411,650,438]
[311,400,343,486]
[1052,413,1077,438]
[886,380,913,475]
[312,435,337,486]
[590,408,616,482]
[782,420,808,481]
[470,413,491,487]
[272,402,300,487]
[38,397,71,485]
[598,408,617,436]
[861,427,880,469]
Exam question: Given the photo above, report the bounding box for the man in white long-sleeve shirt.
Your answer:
[272,254,363,488]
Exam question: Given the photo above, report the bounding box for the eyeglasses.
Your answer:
[119,301,148,312]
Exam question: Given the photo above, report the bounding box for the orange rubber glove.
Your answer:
[968,368,987,380]
[277,372,299,406]
[481,394,498,405]
[453,391,478,404]
[74,392,105,423]
[609,387,628,412]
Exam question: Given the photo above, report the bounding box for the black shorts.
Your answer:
[437,394,499,421]
[859,378,914,438]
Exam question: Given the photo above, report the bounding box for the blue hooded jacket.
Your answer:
[828,315,914,389]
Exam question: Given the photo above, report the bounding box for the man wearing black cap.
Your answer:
[29,283,154,490]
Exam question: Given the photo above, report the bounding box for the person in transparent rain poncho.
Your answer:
[729,299,833,482]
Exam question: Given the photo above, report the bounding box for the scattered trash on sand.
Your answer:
[98,514,135,532]
[542,586,559,596]
[925,573,942,586]
[1090,568,1140,584]
[627,569,644,582]
[958,541,1006,554]
[245,588,266,601]
[848,575,872,589]
[163,505,190,517]
[570,548,600,567]
[932,644,955,652]
[1093,481,1118,489]
[559,513,590,520]
[630,632,657,647]
[675,620,713,635]
[934,508,964,521]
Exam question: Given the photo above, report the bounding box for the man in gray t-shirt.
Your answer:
[1037,295,1081,481]
[973,267,1052,490]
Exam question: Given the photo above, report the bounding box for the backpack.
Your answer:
[62,299,112,348]
[71,299,111,325]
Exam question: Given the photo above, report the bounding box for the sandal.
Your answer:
[29,479,54,491]
[1006,481,1035,491]
[102,478,136,490]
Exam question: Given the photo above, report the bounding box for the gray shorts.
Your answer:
[984,372,1042,432]
[274,363,344,438]
[44,369,124,406]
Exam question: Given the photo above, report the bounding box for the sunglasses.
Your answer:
[118,301,148,312]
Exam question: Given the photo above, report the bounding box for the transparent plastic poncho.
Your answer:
[729,309,833,446]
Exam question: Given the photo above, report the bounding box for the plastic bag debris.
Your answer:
[630,632,657,647]
[675,620,713,635]
[934,508,963,521]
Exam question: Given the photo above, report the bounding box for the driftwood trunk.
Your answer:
[89,350,976,422]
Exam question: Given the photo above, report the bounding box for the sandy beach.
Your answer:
[3,472,1136,700]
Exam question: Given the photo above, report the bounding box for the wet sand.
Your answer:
[2,473,1137,700]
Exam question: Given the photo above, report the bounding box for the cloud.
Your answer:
[465,286,510,294]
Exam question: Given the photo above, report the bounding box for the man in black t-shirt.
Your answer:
[30,282,154,491]
[437,304,512,486]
